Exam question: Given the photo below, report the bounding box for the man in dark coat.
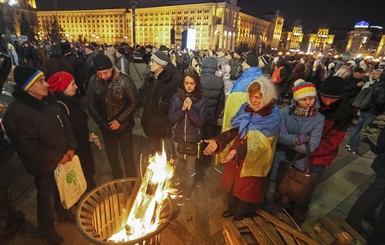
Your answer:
[200,57,225,139]
[140,51,181,157]
[87,54,139,179]
[3,65,77,245]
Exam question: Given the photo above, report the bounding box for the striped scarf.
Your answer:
[289,104,318,118]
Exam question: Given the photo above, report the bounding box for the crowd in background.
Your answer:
[1,36,385,244]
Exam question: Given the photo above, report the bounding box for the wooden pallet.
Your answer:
[223,210,318,245]
[301,217,366,245]
[223,210,367,245]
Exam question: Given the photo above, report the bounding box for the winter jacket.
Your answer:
[87,67,139,133]
[141,63,181,138]
[230,57,244,80]
[230,67,262,93]
[115,55,129,74]
[200,59,225,125]
[274,99,325,170]
[361,80,385,116]
[3,91,77,176]
[169,91,207,143]
[55,92,95,175]
[312,96,352,166]
[214,103,279,203]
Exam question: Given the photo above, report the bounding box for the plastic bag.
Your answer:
[54,155,87,209]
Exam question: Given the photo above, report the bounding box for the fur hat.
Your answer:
[93,54,113,71]
[319,76,346,98]
[151,51,170,66]
[47,71,74,93]
[14,65,44,91]
[292,79,317,101]
[245,54,258,67]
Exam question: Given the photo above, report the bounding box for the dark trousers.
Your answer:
[101,128,137,179]
[347,175,385,225]
[34,172,64,232]
[370,199,385,244]
[227,193,254,219]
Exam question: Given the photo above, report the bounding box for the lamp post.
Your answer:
[130,1,137,48]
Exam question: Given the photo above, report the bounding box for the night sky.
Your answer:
[35,0,385,32]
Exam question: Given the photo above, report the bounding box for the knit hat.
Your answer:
[245,54,258,67]
[353,67,364,73]
[14,66,44,91]
[47,71,74,93]
[159,45,169,52]
[319,76,346,98]
[292,79,317,101]
[117,47,125,55]
[234,48,243,56]
[201,57,218,69]
[151,51,170,66]
[93,54,113,71]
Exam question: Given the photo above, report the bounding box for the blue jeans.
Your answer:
[348,112,377,151]
[173,141,197,195]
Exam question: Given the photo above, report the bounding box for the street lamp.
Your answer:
[130,1,137,48]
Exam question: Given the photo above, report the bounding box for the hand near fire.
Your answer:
[222,149,237,164]
[109,119,121,130]
[203,139,218,155]
[89,133,102,150]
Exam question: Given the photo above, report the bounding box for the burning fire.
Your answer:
[108,145,176,242]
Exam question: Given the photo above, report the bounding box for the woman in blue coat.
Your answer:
[169,67,208,198]
[267,79,325,224]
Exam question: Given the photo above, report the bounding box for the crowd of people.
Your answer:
[1,37,385,244]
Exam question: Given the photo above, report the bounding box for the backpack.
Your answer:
[352,85,375,109]
[271,66,284,84]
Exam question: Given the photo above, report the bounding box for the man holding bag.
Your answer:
[3,66,77,245]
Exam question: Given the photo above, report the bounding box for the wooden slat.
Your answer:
[319,217,343,239]
[257,210,318,245]
[301,224,327,245]
[223,221,247,245]
[310,222,335,245]
[254,216,285,245]
[276,227,297,244]
[243,218,271,244]
[333,218,366,244]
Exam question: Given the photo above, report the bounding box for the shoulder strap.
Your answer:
[57,100,70,116]
[304,142,312,174]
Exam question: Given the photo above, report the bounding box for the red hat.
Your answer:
[47,71,74,93]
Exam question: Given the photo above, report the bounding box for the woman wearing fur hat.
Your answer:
[48,71,99,192]
[266,79,325,224]
[203,76,280,221]
[2,66,77,244]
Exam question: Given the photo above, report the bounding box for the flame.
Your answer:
[108,144,176,242]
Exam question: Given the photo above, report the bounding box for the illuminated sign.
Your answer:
[186,28,196,51]
[354,21,369,29]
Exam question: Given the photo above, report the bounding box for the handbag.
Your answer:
[278,143,318,205]
[177,141,198,156]
[54,155,87,209]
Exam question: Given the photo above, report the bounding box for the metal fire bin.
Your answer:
[76,177,173,245]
